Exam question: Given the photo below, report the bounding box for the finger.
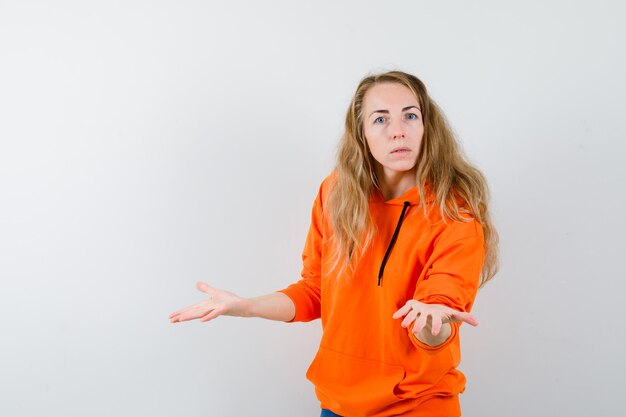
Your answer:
[199,308,221,322]
[401,308,419,328]
[170,309,193,322]
[430,312,444,336]
[169,306,191,318]
[175,313,195,323]
[393,302,414,319]
[169,303,199,319]
[452,311,479,326]
[176,307,210,323]
[413,311,429,334]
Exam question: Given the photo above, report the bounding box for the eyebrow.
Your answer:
[369,106,421,118]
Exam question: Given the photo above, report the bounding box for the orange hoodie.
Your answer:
[278,174,485,417]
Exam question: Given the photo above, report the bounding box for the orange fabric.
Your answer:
[278,174,485,417]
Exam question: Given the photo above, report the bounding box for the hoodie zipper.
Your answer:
[378,201,411,286]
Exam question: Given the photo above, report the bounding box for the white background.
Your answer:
[1,1,625,416]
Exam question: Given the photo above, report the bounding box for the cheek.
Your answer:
[363,129,381,152]
[411,122,425,135]
[412,126,425,145]
[367,139,385,157]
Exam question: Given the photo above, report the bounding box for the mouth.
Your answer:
[390,147,411,154]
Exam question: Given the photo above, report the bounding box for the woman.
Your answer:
[169,70,498,417]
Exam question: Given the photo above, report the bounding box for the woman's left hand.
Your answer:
[392,300,478,336]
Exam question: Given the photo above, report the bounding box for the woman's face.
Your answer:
[362,82,424,183]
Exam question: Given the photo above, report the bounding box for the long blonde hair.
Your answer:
[327,70,499,287]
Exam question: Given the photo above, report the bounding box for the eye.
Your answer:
[374,116,385,124]
[406,113,418,120]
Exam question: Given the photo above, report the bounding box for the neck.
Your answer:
[376,168,417,200]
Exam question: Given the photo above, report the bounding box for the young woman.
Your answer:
[169,70,498,417]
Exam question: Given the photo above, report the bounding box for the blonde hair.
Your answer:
[326,70,499,287]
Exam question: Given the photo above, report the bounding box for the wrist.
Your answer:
[239,298,255,318]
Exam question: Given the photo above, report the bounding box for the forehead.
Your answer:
[362,82,418,110]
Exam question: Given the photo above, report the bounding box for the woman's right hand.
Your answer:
[169,281,251,323]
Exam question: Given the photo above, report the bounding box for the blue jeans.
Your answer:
[321,409,342,417]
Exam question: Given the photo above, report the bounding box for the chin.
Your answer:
[386,162,417,172]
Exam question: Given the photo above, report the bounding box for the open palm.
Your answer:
[169,281,247,323]
[393,299,478,336]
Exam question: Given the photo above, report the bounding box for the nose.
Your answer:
[390,118,405,140]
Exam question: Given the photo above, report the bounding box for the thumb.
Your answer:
[196,281,214,294]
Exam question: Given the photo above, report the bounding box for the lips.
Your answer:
[391,147,411,153]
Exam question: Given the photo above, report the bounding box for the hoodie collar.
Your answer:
[371,183,434,206]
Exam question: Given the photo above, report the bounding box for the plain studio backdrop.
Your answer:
[1,1,625,416]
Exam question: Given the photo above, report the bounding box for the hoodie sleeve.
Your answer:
[406,219,485,350]
[414,218,486,314]
[276,181,326,322]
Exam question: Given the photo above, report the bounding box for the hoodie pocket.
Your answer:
[306,346,406,416]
